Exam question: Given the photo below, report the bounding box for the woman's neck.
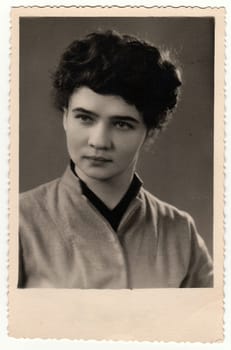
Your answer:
[75,166,134,209]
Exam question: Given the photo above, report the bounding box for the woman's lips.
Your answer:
[83,156,112,162]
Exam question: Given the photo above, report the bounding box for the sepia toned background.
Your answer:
[19,17,214,255]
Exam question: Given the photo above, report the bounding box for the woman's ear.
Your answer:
[144,128,158,148]
[63,108,68,131]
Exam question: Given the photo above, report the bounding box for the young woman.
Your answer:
[18,30,213,288]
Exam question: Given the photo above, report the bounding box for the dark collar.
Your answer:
[70,159,142,231]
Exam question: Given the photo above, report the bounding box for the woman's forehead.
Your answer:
[69,86,142,120]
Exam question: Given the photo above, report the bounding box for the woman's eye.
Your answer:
[75,115,93,123]
[114,121,133,130]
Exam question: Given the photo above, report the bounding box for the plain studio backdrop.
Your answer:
[19,17,214,257]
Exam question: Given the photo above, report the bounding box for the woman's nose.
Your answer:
[88,122,112,150]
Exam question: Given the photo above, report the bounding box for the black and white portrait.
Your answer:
[18,17,214,289]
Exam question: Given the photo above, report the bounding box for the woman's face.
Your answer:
[63,86,151,183]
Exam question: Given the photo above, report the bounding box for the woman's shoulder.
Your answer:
[141,187,193,223]
[20,177,61,210]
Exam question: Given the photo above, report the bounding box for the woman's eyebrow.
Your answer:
[71,107,98,117]
[111,116,140,124]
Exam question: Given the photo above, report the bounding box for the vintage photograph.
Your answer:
[9,7,224,341]
[18,16,213,289]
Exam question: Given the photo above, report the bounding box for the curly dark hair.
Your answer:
[52,30,182,130]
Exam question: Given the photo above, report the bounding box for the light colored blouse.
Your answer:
[18,166,213,288]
